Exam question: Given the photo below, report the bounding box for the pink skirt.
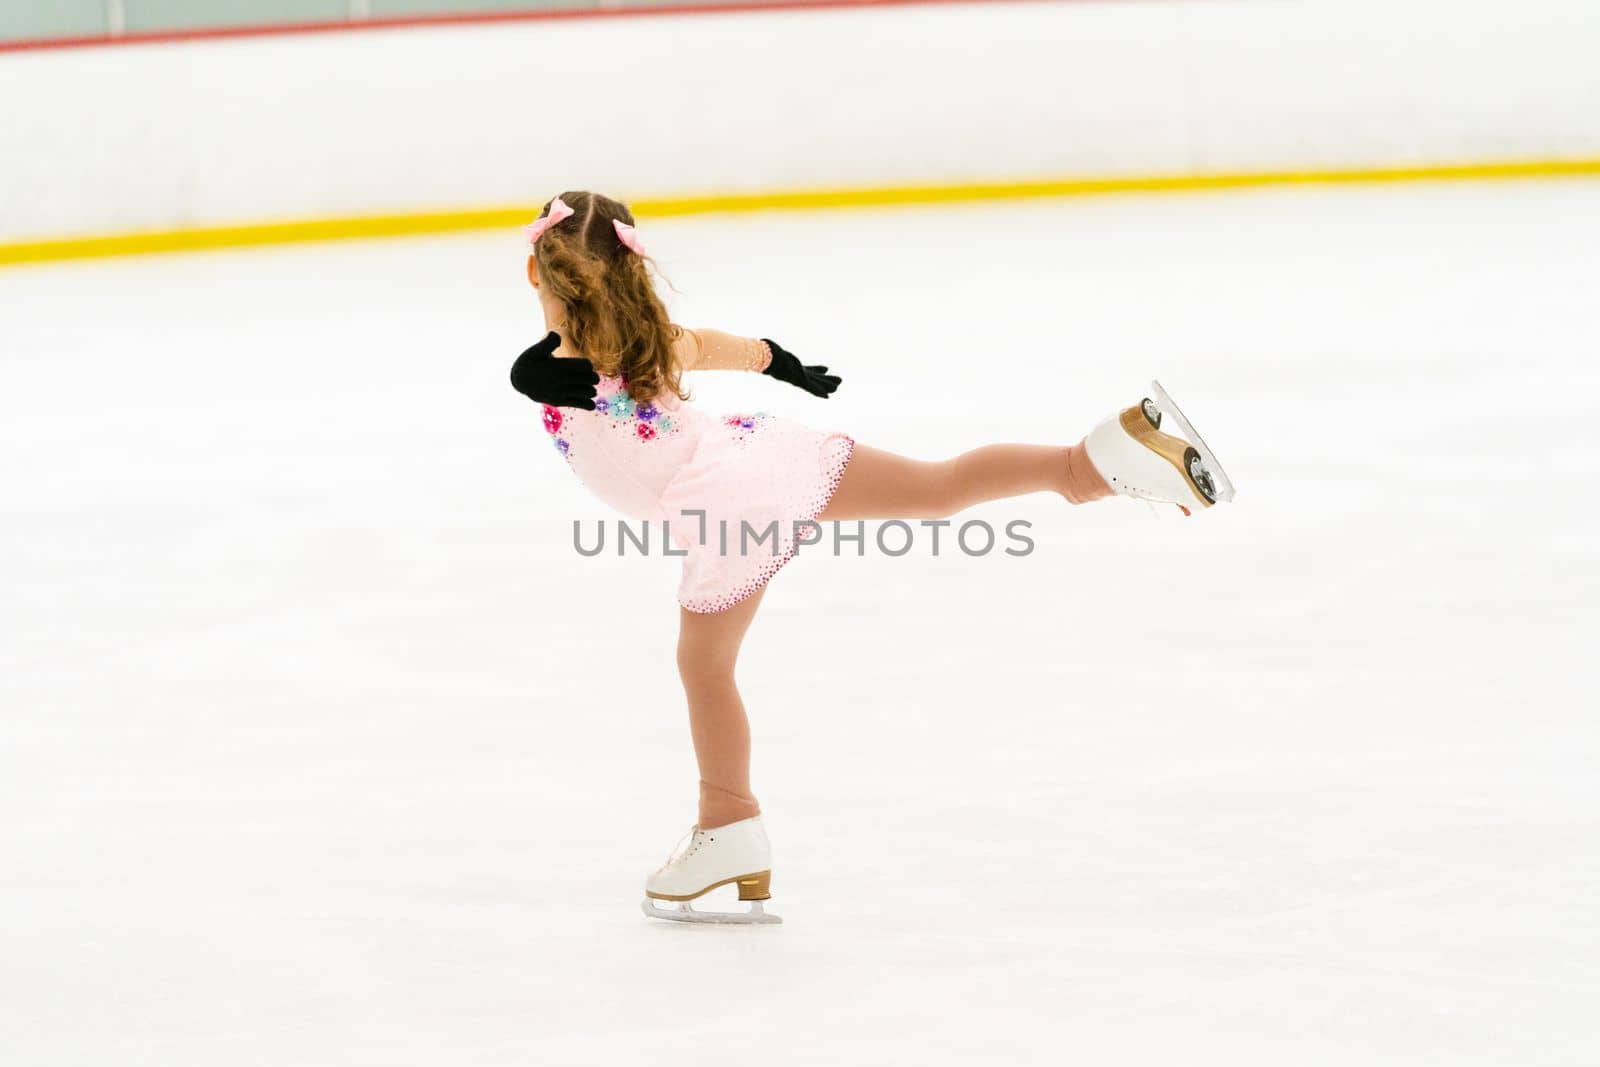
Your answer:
[660,412,854,614]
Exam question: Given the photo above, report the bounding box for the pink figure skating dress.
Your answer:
[536,331,854,613]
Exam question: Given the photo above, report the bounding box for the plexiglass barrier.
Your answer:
[0,0,783,45]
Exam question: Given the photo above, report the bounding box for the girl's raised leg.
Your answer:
[820,441,1110,522]
[676,587,767,829]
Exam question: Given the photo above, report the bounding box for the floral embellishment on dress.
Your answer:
[723,412,770,439]
[588,382,680,442]
[542,405,563,436]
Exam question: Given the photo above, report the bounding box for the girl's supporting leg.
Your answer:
[820,441,1110,522]
[672,439,1109,829]
[676,587,767,829]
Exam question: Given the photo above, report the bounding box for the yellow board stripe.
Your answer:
[5,157,1599,267]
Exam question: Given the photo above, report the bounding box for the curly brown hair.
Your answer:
[531,191,684,405]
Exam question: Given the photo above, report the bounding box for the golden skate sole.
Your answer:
[1120,404,1215,509]
[646,869,772,902]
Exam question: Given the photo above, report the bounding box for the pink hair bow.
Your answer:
[522,196,574,246]
[612,219,646,256]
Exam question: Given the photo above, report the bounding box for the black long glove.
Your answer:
[509,331,599,409]
[760,338,841,399]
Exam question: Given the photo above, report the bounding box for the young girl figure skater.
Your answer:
[510,191,1234,925]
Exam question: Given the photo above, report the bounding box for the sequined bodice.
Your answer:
[539,376,712,519]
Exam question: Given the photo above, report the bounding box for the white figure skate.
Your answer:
[640,815,782,925]
[1083,380,1236,514]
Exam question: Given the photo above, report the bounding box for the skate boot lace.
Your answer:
[656,825,701,872]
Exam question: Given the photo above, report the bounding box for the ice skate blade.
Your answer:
[640,898,783,925]
[1148,379,1236,503]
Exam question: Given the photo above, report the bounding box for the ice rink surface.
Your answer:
[3,181,1598,1065]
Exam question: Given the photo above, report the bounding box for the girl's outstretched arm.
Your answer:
[673,328,773,373]
[674,327,841,398]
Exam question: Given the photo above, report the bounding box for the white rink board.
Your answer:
[3,0,1600,241]
[2,181,1598,1064]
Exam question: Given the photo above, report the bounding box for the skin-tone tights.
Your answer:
[683,440,1112,828]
